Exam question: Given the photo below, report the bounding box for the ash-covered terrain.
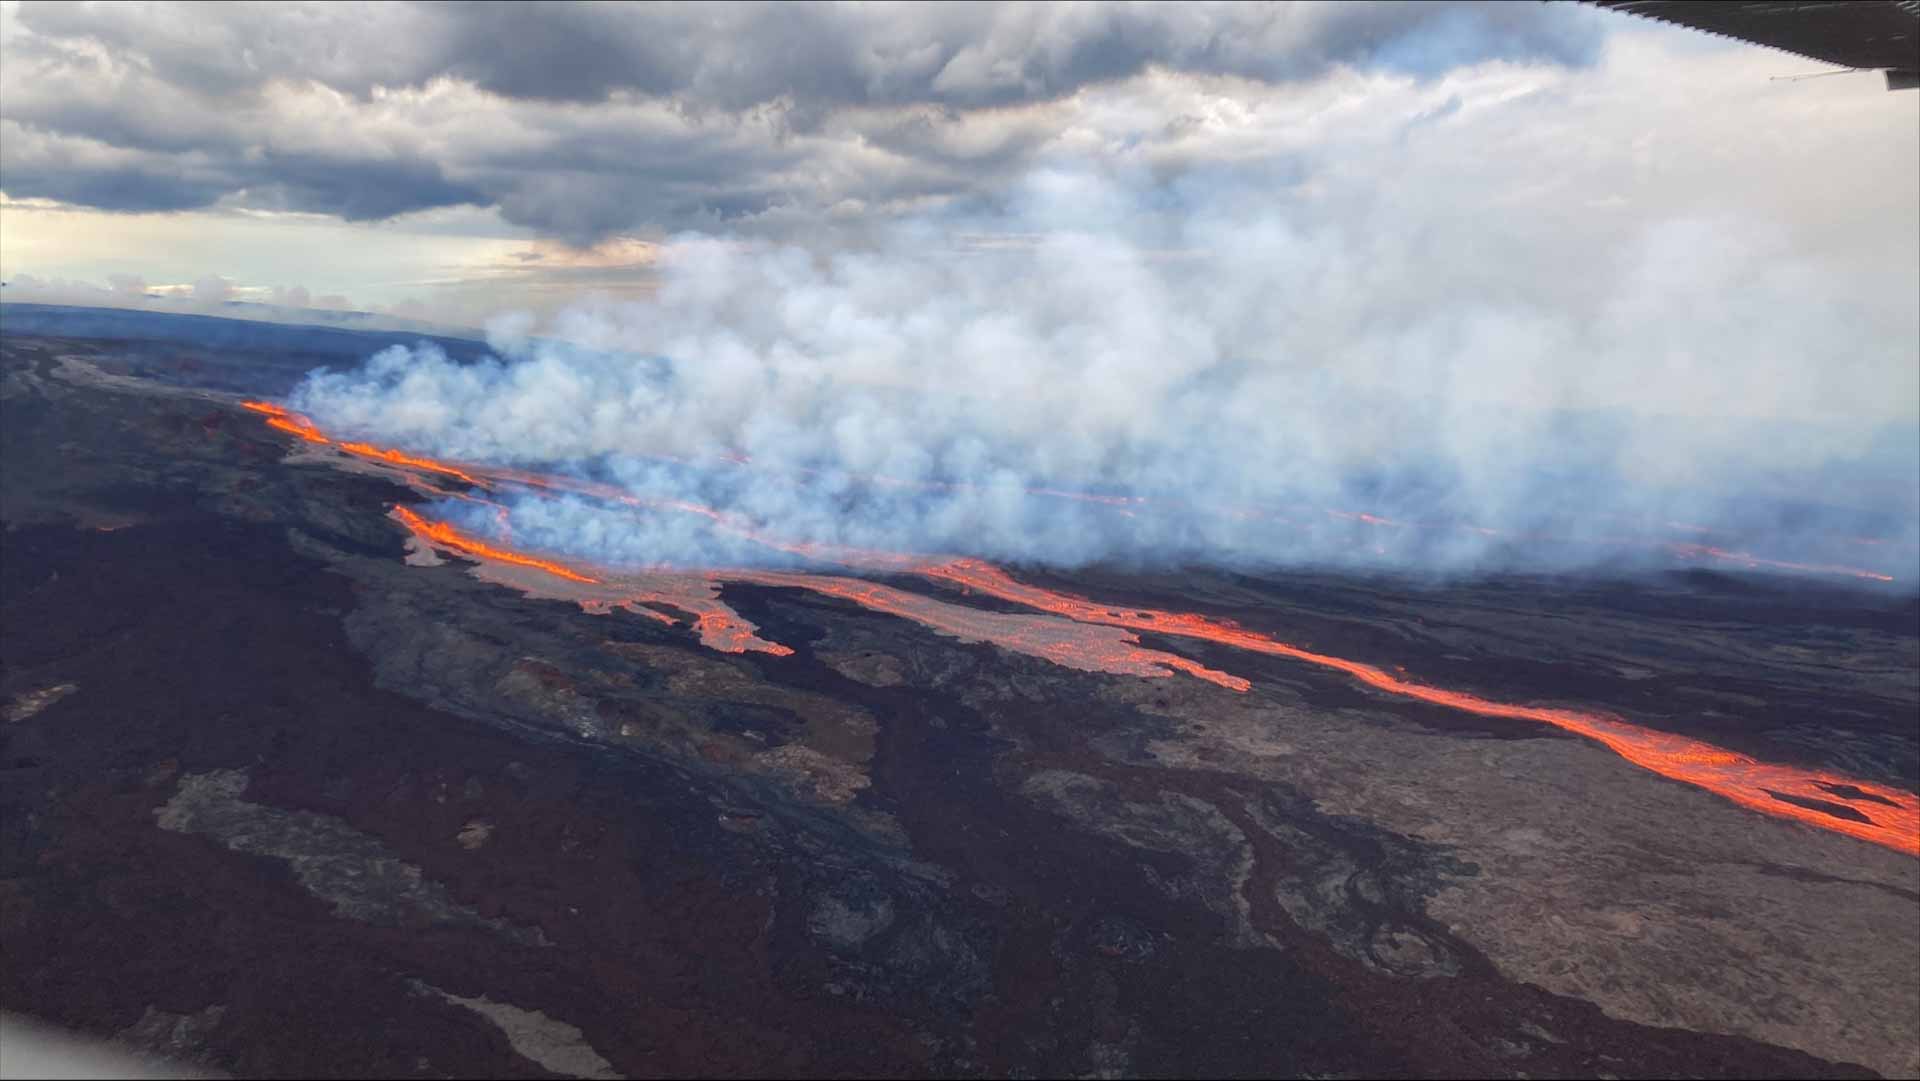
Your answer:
[2,314,1917,1079]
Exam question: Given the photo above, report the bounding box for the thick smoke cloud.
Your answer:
[290,162,1920,582]
[0,1,1604,239]
[10,2,1910,582]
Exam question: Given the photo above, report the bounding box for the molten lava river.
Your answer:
[244,401,1920,857]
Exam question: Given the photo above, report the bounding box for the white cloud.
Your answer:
[284,31,1917,579]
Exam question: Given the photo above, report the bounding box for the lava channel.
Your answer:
[249,402,1920,855]
[242,401,483,487]
[915,558,1920,856]
[391,504,1235,680]
[392,507,791,656]
[392,506,598,584]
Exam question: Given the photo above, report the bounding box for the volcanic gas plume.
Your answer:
[244,402,1920,857]
[246,394,1900,585]
[280,198,1920,586]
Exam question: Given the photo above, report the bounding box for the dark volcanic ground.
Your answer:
[2,322,1917,1079]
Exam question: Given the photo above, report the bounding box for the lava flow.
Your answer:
[393,505,792,655]
[241,401,482,486]
[583,586,794,656]
[736,571,1250,689]
[392,506,598,584]
[484,463,926,571]
[243,400,1898,583]
[917,559,1920,856]
[246,400,1920,856]
[1665,542,1896,583]
[392,500,1233,678]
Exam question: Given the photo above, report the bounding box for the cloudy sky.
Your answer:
[3,1,1915,575]
[3,1,1913,329]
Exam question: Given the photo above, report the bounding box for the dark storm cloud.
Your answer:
[0,1,1608,239]
[0,122,233,211]
[251,152,485,221]
[419,1,1603,110]
[0,120,481,219]
[15,1,1603,109]
[0,159,224,214]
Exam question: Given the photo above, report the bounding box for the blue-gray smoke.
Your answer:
[290,173,1919,587]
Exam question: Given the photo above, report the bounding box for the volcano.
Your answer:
[2,311,1916,1079]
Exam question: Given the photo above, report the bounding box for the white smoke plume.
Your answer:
[288,162,1918,584]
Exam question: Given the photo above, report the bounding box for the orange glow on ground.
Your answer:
[485,465,926,572]
[691,608,796,655]
[585,589,794,656]
[390,499,790,656]
[392,506,599,584]
[737,571,1249,688]
[244,401,485,486]
[1666,543,1897,584]
[915,559,1920,856]
[245,400,1918,854]
[244,398,1898,583]
[337,442,481,486]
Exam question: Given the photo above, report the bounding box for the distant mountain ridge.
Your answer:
[0,302,487,365]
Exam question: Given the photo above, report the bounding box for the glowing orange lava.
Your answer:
[692,609,796,655]
[915,559,1920,856]
[243,399,1919,855]
[243,401,484,486]
[392,505,599,584]
[587,588,794,655]
[737,571,1248,688]
[337,442,481,486]
[485,464,926,571]
[1666,543,1896,584]
[242,401,333,446]
[244,398,1898,582]
[392,499,791,655]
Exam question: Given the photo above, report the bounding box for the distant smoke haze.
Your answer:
[290,166,1920,585]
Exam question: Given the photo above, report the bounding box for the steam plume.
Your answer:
[290,170,1919,583]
